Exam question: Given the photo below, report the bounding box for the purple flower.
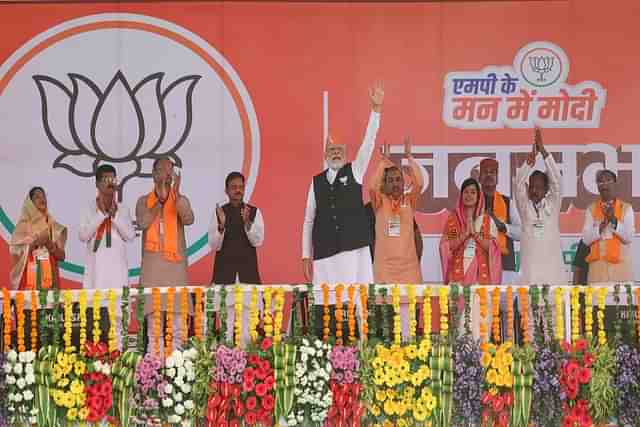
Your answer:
[531,344,564,426]
[214,345,247,384]
[452,335,483,425]
[329,346,360,385]
[615,344,640,425]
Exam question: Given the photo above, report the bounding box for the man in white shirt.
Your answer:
[514,128,567,285]
[209,171,264,284]
[301,84,384,300]
[582,169,635,283]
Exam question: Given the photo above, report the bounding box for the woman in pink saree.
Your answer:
[439,178,501,285]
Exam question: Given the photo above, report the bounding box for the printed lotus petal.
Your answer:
[132,73,166,157]
[52,153,97,177]
[68,73,101,156]
[158,75,201,156]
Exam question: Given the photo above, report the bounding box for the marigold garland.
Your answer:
[3,287,11,350]
[407,284,416,340]
[347,285,356,344]
[78,290,87,349]
[506,286,513,342]
[570,286,581,343]
[517,287,529,344]
[194,287,203,340]
[274,287,285,344]
[62,290,74,352]
[93,289,102,344]
[335,284,344,345]
[107,289,117,352]
[152,287,161,355]
[439,286,449,338]
[263,286,273,338]
[597,287,607,346]
[491,287,501,343]
[423,286,432,345]
[477,288,488,343]
[30,290,38,351]
[180,287,189,346]
[165,287,175,355]
[15,291,25,352]
[249,286,259,342]
[234,285,243,348]
[322,284,330,342]
[585,286,594,342]
[391,284,401,345]
[359,284,368,342]
[555,287,564,342]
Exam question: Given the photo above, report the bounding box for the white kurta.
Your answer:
[79,200,136,289]
[514,154,567,285]
[302,110,380,302]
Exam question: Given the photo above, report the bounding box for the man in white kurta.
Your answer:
[514,130,567,285]
[302,84,384,304]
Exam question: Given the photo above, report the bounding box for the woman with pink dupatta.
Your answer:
[440,177,501,285]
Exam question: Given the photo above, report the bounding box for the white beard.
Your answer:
[327,159,345,170]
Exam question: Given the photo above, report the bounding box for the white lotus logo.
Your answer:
[33,70,201,199]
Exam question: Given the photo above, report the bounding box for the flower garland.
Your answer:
[491,287,500,343]
[392,284,401,345]
[4,350,37,425]
[307,283,316,337]
[360,284,368,342]
[505,286,513,342]
[322,284,330,342]
[52,289,62,347]
[625,284,634,342]
[274,287,285,345]
[480,342,514,427]
[585,286,593,342]
[194,287,203,340]
[219,285,228,341]
[152,287,161,355]
[570,286,581,344]
[234,285,243,348]
[205,288,215,348]
[463,286,472,335]
[477,288,488,344]
[423,286,432,346]
[381,288,393,342]
[130,353,166,426]
[180,286,189,345]
[289,337,332,426]
[335,284,344,346]
[263,286,273,339]
[136,284,146,354]
[555,287,564,343]
[368,283,376,342]
[511,344,535,427]
[3,287,11,350]
[162,348,198,424]
[407,284,416,341]
[38,289,48,347]
[112,350,141,427]
[248,286,259,343]
[30,290,37,351]
[120,286,129,345]
[596,287,607,346]
[63,290,73,352]
[439,286,449,339]
[347,285,356,344]
[93,289,102,344]
[517,287,529,344]
[78,290,87,350]
[165,287,175,356]
[15,292,25,353]
[613,284,621,343]
[107,289,117,353]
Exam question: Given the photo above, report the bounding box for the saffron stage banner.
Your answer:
[0,1,639,286]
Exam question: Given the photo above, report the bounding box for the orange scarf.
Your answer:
[25,253,52,290]
[492,192,509,255]
[585,199,623,264]
[145,189,181,262]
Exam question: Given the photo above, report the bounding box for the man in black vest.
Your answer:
[301,84,384,329]
[209,172,264,284]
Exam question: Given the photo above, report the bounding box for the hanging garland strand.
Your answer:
[16,292,25,353]
[136,284,145,354]
[205,287,215,349]
[78,290,87,350]
[463,285,471,336]
[367,283,376,342]
[38,289,48,347]
[2,288,11,350]
[30,290,38,351]
[92,289,102,344]
[585,286,594,343]
[359,284,368,343]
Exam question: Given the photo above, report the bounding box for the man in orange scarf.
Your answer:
[479,158,522,285]
[582,169,635,283]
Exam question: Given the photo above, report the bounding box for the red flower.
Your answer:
[261,337,273,352]
[235,401,245,417]
[583,353,594,368]
[255,368,267,381]
[566,361,580,377]
[566,384,578,401]
[504,393,513,407]
[264,375,275,389]
[243,377,255,393]
[260,359,272,372]
[217,421,228,427]
[209,395,222,409]
[246,396,258,411]
[574,339,588,353]
[244,367,255,381]
[248,355,261,366]
[255,383,268,397]
[262,394,275,411]
[498,411,509,427]
[230,420,240,427]
[578,367,591,384]
[481,392,493,405]
[492,395,504,413]
[561,341,572,353]
[245,411,258,425]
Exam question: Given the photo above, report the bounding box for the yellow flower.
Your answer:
[495,373,505,387]
[405,344,417,360]
[78,407,89,420]
[487,369,498,385]
[383,421,394,427]
[386,389,396,400]
[481,352,492,368]
[413,402,428,421]
[373,372,384,385]
[397,419,409,427]
[376,390,387,402]
[58,378,70,388]
[370,404,381,417]
[67,407,77,420]
[70,380,84,395]
[404,386,415,398]
[383,399,396,415]
[74,361,86,375]
[425,394,437,411]
[503,373,514,388]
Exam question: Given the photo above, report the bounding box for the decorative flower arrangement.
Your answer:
[130,353,167,426]
[558,339,593,427]
[369,342,436,427]
[162,348,198,424]
[480,342,514,427]
[4,350,37,425]
[614,344,640,426]
[207,345,247,425]
[452,335,483,426]
[288,337,332,426]
[240,338,276,426]
[189,337,215,420]
[82,341,119,423]
[112,350,141,427]
[0,352,9,427]
[530,345,564,427]
[327,345,365,426]
[50,350,89,423]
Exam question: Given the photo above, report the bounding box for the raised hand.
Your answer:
[215,204,226,229]
[369,82,385,112]
[403,136,412,158]
[302,258,313,282]
[173,169,181,196]
[534,127,548,158]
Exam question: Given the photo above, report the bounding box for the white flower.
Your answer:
[165,384,174,395]
[23,390,34,401]
[175,377,185,388]
[185,348,197,359]
[301,354,308,363]
[166,368,176,379]
[25,373,36,385]
[181,383,191,394]
[184,400,194,410]
[174,352,184,367]
[7,405,14,413]
[14,363,23,375]
[302,338,309,346]
[7,350,17,362]
[16,378,26,389]
[174,392,183,402]
[184,360,194,371]
[24,363,34,375]
[177,366,186,379]
[29,416,36,424]
[166,356,175,369]
[14,393,23,402]
[162,397,173,407]
[3,363,11,374]
[6,375,16,385]
[168,414,181,423]
[186,372,196,382]
[31,408,38,415]
[25,351,35,363]
[175,403,185,415]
